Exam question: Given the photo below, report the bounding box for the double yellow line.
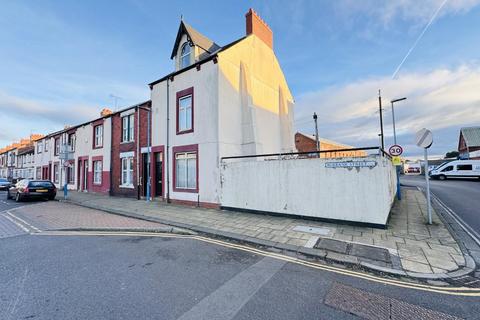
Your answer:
[35,230,480,297]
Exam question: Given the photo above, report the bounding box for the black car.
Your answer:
[0,178,11,191]
[7,180,57,202]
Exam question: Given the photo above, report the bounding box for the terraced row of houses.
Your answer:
[0,9,297,207]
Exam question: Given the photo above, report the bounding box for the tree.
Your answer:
[445,151,459,159]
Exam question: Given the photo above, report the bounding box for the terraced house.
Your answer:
[149,9,295,207]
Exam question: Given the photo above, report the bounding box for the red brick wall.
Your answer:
[295,133,367,158]
[110,101,151,197]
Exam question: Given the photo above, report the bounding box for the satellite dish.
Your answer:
[415,128,433,149]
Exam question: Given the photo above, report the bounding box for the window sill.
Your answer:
[173,187,198,193]
[120,141,135,145]
[120,184,134,189]
[176,129,194,135]
[93,182,102,186]
[93,146,103,149]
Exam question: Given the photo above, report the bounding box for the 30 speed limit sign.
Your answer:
[388,144,403,156]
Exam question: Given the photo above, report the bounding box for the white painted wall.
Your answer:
[220,155,397,226]
[74,118,112,190]
[151,60,220,204]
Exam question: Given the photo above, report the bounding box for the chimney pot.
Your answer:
[101,108,113,117]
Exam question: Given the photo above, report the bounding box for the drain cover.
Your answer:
[314,239,391,264]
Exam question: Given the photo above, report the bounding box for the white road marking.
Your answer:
[5,211,41,233]
[177,257,286,320]
[3,214,30,233]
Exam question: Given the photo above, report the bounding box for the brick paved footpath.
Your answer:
[8,202,176,233]
[57,188,472,277]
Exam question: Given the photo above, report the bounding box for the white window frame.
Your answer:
[175,152,197,190]
[122,114,134,142]
[178,95,193,132]
[120,156,134,187]
[93,160,102,185]
[180,43,191,69]
[69,134,76,152]
[37,142,43,154]
[94,125,103,148]
[55,138,60,155]
[54,164,59,184]
[44,140,48,152]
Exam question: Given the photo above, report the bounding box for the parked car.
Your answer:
[7,180,57,202]
[406,167,420,174]
[429,160,480,180]
[0,178,11,191]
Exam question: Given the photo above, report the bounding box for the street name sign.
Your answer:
[388,145,403,156]
[325,160,377,169]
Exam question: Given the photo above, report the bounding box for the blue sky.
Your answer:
[1,0,479,158]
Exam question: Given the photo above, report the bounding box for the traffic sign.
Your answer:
[392,156,402,166]
[415,128,433,149]
[388,144,403,156]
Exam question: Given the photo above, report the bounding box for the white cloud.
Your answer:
[295,64,480,155]
[0,90,101,126]
[335,0,480,26]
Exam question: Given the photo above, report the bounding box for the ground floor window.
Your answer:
[67,164,75,184]
[53,164,59,183]
[93,160,102,185]
[175,152,197,190]
[121,157,134,187]
[36,167,41,180]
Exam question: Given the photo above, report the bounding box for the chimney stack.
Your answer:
[245,8,273,49]
[101,108,113,117]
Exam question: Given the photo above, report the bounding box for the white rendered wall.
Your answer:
[151,61,220,204]
[220,156,397,226]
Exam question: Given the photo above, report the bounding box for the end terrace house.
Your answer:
[149,9,295,207]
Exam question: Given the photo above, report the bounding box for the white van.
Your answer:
[429,160,480,180]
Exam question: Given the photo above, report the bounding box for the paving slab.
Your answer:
[60,188,470,279]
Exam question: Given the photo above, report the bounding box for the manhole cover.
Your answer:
[315,238,349,254]
[350,244,391,263]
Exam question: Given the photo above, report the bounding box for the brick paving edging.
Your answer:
[61,197,476,281]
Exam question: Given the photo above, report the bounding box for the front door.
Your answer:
[154,152,162,197]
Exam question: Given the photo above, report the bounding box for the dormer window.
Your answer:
[180,43,191,69]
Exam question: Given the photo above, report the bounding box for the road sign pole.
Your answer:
[424,148,432,224]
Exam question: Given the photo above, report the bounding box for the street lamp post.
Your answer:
[390,97,406,145]
[390,97,407,200]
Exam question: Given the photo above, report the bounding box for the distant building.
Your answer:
[458,126,480,159]
[294,132,367,158]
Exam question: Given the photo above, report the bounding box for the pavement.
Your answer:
[56,188,477,281]
[401,175,480,235]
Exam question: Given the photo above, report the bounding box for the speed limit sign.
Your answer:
[388,144,403,156]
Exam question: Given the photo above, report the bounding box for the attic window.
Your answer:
[180,43,191,68]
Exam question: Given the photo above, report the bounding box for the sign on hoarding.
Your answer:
[325,160,377,169]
